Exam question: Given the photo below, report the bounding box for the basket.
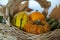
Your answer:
[0,23,60,40]
[3,0,60,40]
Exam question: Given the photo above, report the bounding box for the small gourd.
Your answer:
[46,18,59,31]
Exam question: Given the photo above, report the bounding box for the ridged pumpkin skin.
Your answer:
[29,12,45,21]
[24,21,50,34]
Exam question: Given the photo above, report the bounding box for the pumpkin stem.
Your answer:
[36,10,38,12]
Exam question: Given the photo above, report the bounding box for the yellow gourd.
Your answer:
[12,11,28,29]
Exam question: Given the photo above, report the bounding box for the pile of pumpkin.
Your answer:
[12,11,60,34]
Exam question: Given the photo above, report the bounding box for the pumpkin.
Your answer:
[23,20,50,34]
[29,11,45,21]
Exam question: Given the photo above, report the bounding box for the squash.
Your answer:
[12,11,28,29]
[0,16,6,24]
[29,11,45,21]
[0,16,3,23]
[50,21,58,31]
[46,18,59,31]
[23,20,50,34]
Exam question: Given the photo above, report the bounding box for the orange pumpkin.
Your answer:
[23,20,50,34]
[29,11,45,21]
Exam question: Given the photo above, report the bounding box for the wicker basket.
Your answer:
[0,23,60,40]
[3,0,60,40]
